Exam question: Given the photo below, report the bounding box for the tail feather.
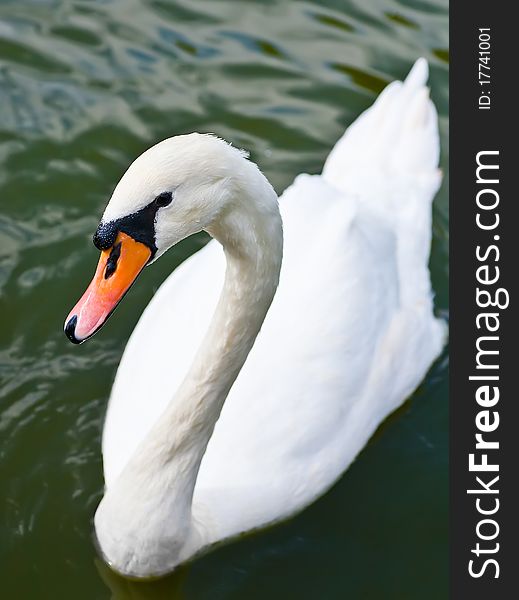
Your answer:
[322,59,443,316]
[322,58,439,188]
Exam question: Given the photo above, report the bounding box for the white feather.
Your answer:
[96,59,445,577]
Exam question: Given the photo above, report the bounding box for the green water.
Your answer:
[0,0,448,598]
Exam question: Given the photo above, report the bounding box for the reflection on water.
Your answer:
[0,0,448,598]
[96,559,189,600]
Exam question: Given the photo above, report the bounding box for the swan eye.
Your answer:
[154,191,173,208]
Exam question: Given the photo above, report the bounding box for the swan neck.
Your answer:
[94,180,283,575]
[166,195,284,487]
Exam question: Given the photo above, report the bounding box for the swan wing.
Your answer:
[194,58,446,540]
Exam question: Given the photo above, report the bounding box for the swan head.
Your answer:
[64,133,270,344]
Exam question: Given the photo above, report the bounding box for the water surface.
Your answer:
[0,0,448,598]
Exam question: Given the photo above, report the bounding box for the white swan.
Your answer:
[64,58,445,578]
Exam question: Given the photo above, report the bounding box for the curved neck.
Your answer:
[95,180,283,573]
[154,198,283,506]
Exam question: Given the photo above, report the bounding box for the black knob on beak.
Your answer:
[93,221,118,251]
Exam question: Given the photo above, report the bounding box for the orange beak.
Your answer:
[64,232,151,344]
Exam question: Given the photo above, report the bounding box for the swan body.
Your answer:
[67,59,445,577]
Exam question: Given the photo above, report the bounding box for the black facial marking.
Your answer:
[93,191,174,257]
[104,242,122,279]
[154,191,173,207]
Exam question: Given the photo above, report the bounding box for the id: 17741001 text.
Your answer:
[478,28,491,110]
